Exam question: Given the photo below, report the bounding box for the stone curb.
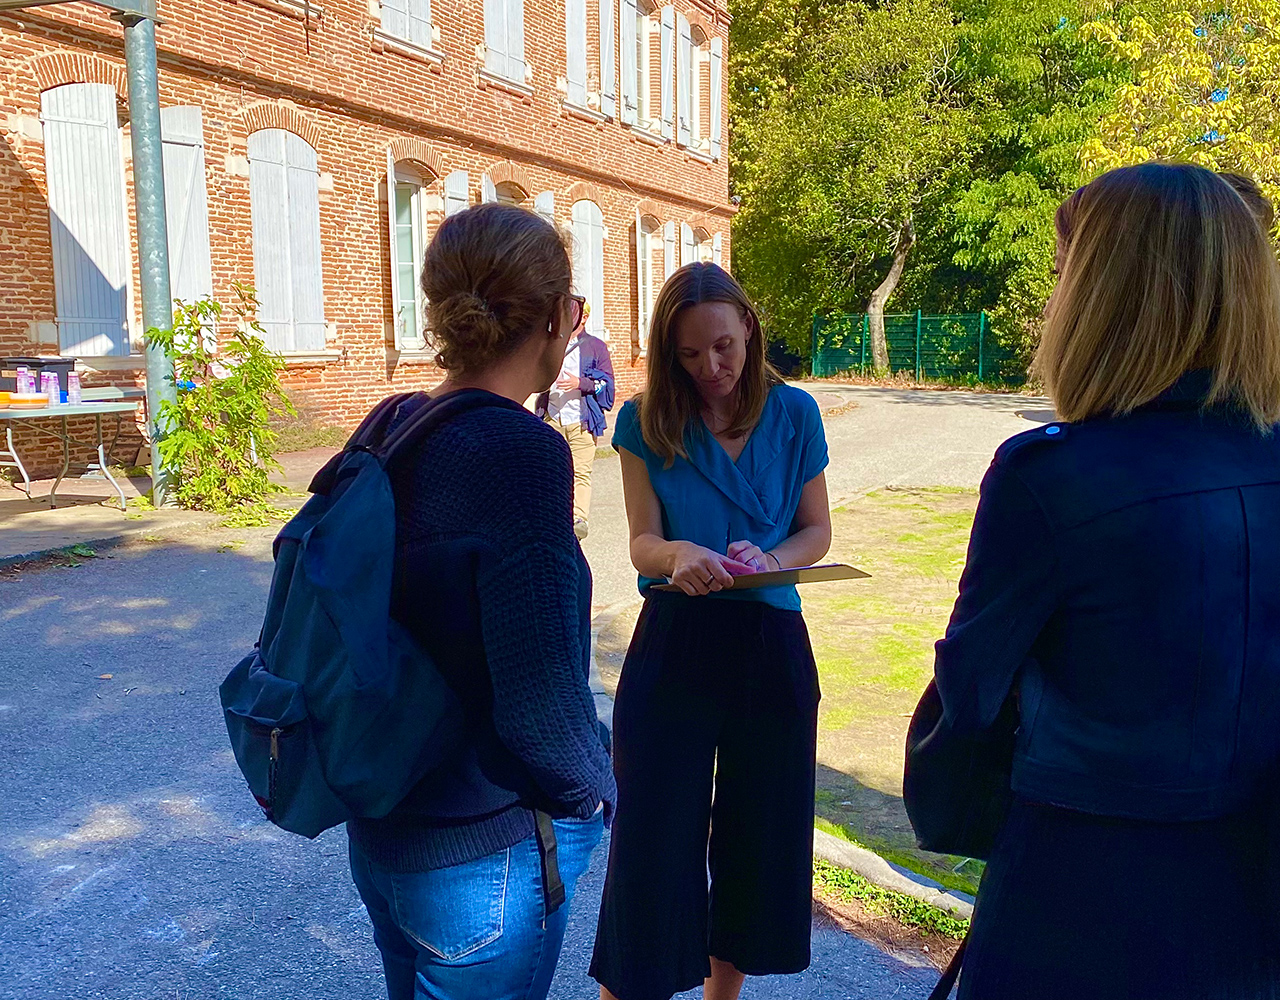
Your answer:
[814,828,974,920]
[0,532,135,569]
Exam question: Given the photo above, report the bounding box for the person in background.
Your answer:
[536,300,615,539]
[590,263,831,1000]
[933,163,1280,999]
[347,203,615,1000]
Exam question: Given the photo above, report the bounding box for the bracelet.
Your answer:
[765,551,782,571]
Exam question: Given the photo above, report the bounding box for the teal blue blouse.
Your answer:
[612,384,829,611]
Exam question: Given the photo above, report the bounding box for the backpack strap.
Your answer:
[377,388,525,472]
[308,392,421,495]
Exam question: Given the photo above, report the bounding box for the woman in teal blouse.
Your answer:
[590,264,831,1000]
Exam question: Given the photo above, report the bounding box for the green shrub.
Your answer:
[146,284,295,511]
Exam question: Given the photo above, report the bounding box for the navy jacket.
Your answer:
[935,372,1280,822]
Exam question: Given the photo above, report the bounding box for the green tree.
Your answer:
[733,0,983,365]
[1080,0,1280,217]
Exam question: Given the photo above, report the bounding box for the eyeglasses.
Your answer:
[566,294,586,331]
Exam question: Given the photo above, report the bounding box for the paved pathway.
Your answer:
[0,384,1045,998]
[0,535,938,999]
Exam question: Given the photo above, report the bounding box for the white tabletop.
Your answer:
[0,400,140,420]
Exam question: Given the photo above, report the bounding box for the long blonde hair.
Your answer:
[1038,162,1280,429]
[637,263,781,466]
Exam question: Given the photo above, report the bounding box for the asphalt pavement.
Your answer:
[0,534,938,1000]
[0,384,1041,999]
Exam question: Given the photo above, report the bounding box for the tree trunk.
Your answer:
[867,217,915,372]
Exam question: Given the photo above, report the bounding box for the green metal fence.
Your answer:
[810,311,1026,386]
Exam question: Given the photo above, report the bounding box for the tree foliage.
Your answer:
[1080,0,1280,218]
[731,0,1280,369]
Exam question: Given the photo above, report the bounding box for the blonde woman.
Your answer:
[589,264,831,1000]
[932,163,1280,998]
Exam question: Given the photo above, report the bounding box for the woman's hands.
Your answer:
[669,542,756,596]
[726,540,778,573]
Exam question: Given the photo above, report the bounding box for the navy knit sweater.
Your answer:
[346,391,615,871]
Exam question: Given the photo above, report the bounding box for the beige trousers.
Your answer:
[550,419,597,522]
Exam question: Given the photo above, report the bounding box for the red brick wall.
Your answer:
[0,0,731,477]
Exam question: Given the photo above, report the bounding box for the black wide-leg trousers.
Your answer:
[590,592,820,1000]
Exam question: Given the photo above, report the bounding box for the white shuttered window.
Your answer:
[41,83,131,357]
[444,170,469,216]
[161,106,213,311]
[680,222,695,266]
[566,0,587,106]
[485,0,526,83]
[535,190,555,223]
[572,200,606,339]
[663,219,676,279]
[635,212,660,353]
[675,13,692,146]
[381,0,432,49]
[248,129,326,353]
[659,6,675,140]
[710,35,724,159]
[600,0,617,118]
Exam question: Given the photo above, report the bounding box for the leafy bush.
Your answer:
[146,284,295,511]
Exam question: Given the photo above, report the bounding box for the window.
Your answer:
[247,129,326,353]
[676,20,722,158]
[566,0,587,106]
[535,190,555,223]
[484,0,526,84]
[386,159,438,352]
[572,200,606,339]
[634,212,661,352]
[380,0,433,51]
[444,170,469,217]
[495,182,526,206]
[41,82,131,356]
[161,106,213,311]
[659,5,674,140]
[621,0,654,128]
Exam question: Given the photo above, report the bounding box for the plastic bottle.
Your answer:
[42,372,55,404]
[15,366,30,394]
[67,371,82,406]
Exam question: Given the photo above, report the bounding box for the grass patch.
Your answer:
[219,503,295,529]
[804,487,981,896]
[274,421,350,453]
[813,859,969,940]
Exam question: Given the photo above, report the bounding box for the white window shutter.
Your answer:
[507,0,526,82]
[248,131,292,351]
[712,231,723,267]
[676,13,691,147]
[285,132,326,351]
[710,35,723,160]
[444,170,469,216]
[680,222,694,266]
[535,190,555,223]
[591,206,605,338]
[659,6,674,140]
[571,200,606,339]
[407,0,432,50]
[566,0,587,106]
[386,148,401,347]
[160,106,213,313]
[600,0,617,118]
[42,83,131,357]
[620,0,637,125]
[381,0,408,41]
[663,219,676,279]
[634,207,644,349]
[481,174,497,203]
[484,0,508,78]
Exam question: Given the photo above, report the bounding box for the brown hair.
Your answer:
[637,262,781,465]
[422,202,572,375]
[1219,171,1276,232]
[1037,162,1280,429]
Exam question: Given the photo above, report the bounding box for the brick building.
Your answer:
[0,0,732,477]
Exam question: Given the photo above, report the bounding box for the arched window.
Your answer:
[248,129,326,352]
[572,200,606,339]
[634,213,662,353]
[41,83,131,356]
[386,159,439,352]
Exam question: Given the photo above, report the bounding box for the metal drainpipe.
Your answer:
[117,11,177,507]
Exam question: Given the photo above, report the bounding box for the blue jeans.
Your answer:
[349,812,603,1000]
